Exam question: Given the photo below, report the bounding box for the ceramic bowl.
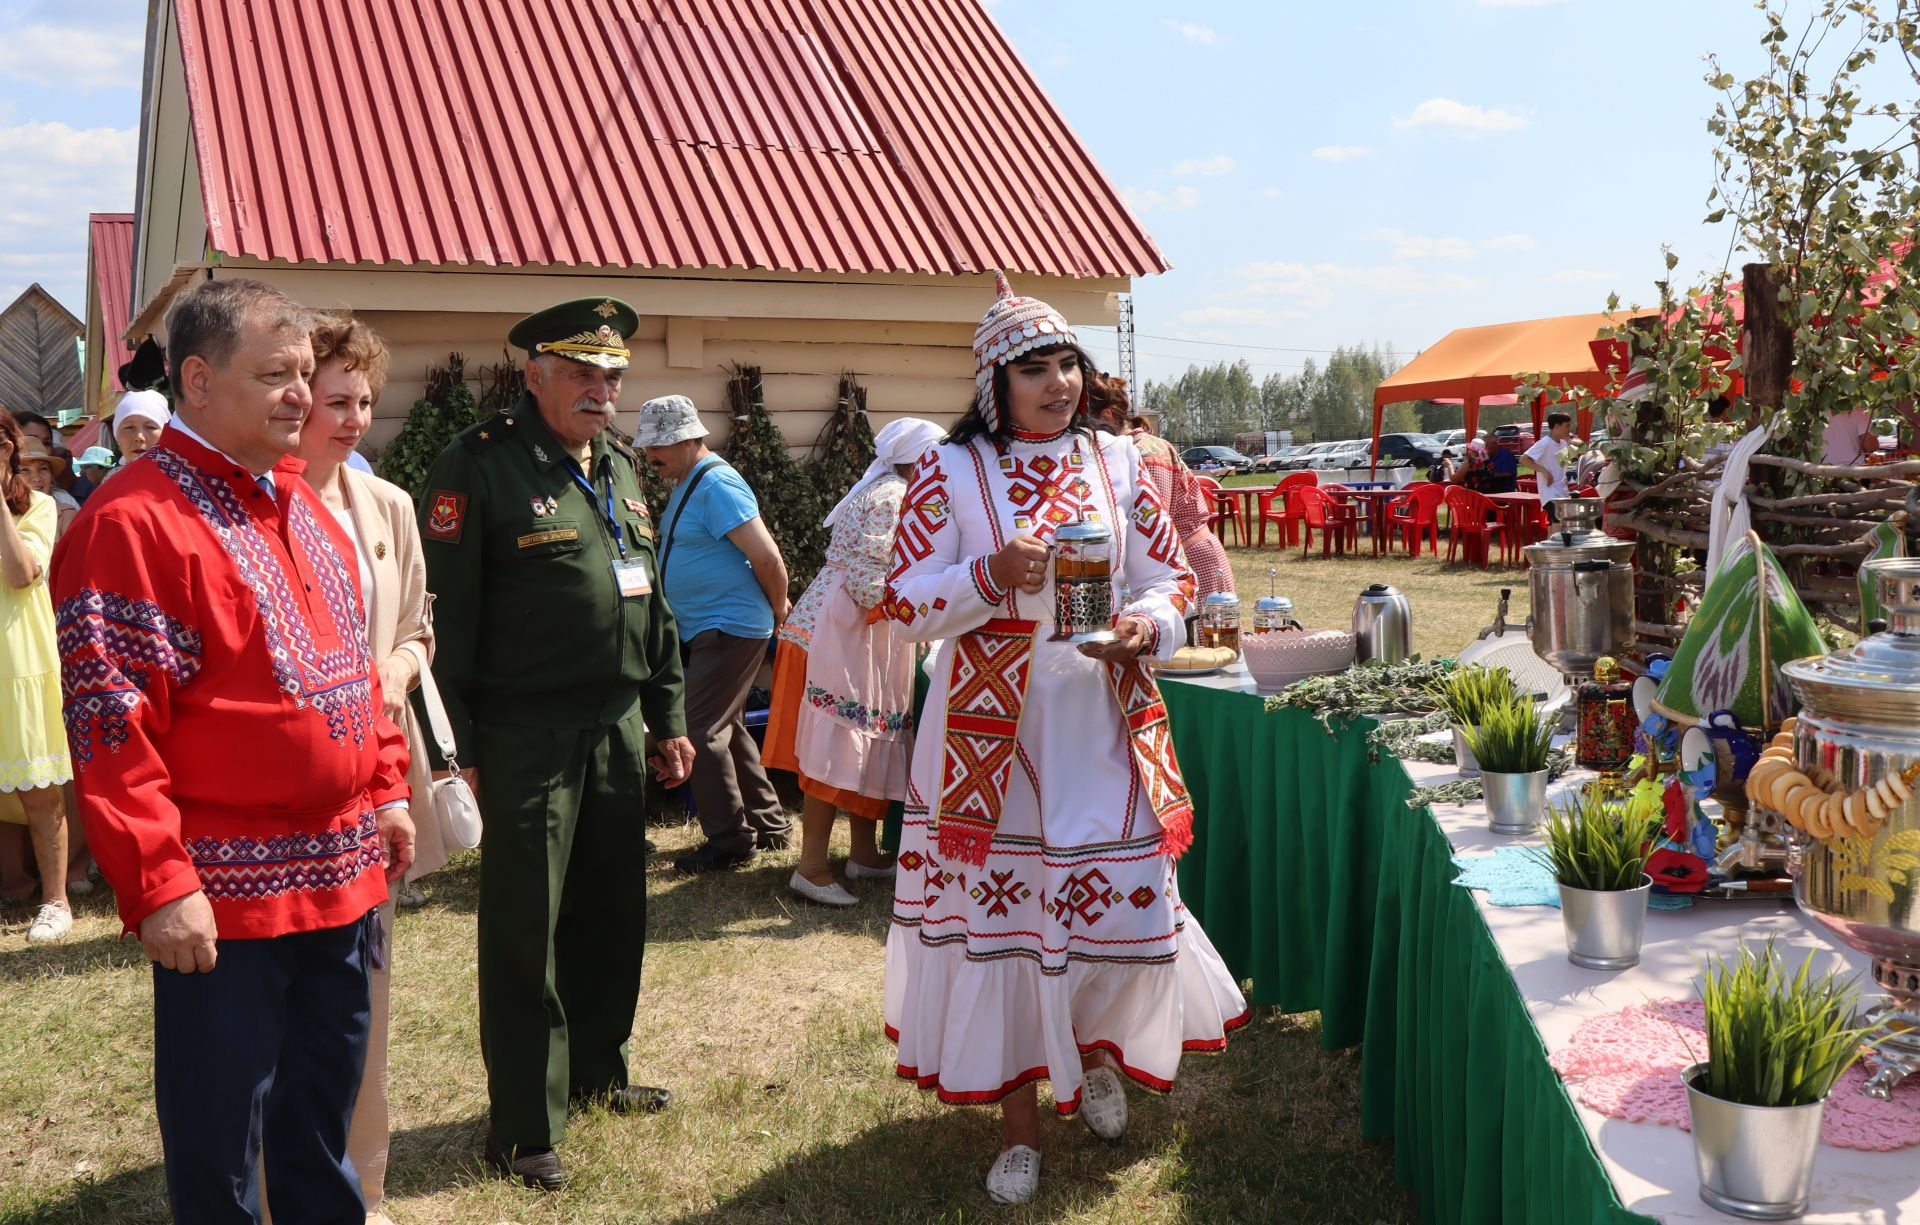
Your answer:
[1243,628,1357,692]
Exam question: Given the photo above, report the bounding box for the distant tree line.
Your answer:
[1139,343,1535,449]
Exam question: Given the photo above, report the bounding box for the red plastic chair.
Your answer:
[1295,485,1359,558]
[1194,475,1245,547]
[1445,486,1508,569]
[1258,471,1317,546]
[1386,483,1447,557]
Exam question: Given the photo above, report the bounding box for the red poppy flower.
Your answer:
[1662,781,1691,841]
[1645,847,1710,894]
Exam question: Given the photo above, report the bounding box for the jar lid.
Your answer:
[1254,595,1294,612]
[1784,558,1920,724]
[1053,515,1109,544]
[1521,504,1636,565]
[1202,593,1241,608]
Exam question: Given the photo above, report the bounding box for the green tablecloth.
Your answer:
[1163,680,1655,1225]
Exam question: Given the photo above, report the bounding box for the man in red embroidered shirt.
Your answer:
[52,278,414,1225]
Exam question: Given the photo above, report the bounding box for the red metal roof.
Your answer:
[88,213,136,388]
[170,0,1165,280]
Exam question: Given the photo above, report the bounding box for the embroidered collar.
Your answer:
[1009,425,1071,444]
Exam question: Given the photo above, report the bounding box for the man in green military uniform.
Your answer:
[419,297,695,1191]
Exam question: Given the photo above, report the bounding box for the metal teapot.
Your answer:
[1352,583,1412,664]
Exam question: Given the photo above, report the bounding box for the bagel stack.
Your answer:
[1745,718,1918,839]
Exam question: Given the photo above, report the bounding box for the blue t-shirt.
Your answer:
[660,456,774,642]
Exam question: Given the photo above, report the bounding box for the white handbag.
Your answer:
[413,655,483,851]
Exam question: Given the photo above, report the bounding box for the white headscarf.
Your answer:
[113,388,171,431]
[823,417,945,527]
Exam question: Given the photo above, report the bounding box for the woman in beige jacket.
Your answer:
[287,313,442,1225]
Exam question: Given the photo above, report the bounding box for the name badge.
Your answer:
[613,557,652,598]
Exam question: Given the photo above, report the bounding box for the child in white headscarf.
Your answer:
[763,416,946,906]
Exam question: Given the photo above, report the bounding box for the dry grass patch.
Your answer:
[0,807,1416,1224]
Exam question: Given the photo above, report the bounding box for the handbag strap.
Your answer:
[658,455,719,576]
[403,643,462,773]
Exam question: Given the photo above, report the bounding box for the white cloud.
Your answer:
[1480,233,1538,252]
[1162,20,1215,44]
[1369,229,1477,261]
[1311,145,1370,162]
[1235,260,1488,308]
[0,24,142,90]
[1260,187,1287,199]
[1554,268,1621,284]
[1122,185,1200,213]
[1170,154,1234,177]
[0,119,137,313]
[1391,97,1528,134]
[1177,306,1309,328]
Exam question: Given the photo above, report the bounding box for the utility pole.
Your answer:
[1116,294,1137,394]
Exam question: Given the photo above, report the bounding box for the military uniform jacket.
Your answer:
[419,394,687,759]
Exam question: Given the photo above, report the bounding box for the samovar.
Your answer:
[1782,557,1920,1099]
[1522,497,1636,684]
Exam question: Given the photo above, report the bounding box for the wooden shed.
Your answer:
[83,213,137,422]
[123,0,1164,449]
[0,284,83,421]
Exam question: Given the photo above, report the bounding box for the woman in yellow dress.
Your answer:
[0,409,74,943]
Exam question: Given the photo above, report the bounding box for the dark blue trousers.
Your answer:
[152,913,374,1225]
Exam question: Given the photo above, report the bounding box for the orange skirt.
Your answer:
[766,638,889,820]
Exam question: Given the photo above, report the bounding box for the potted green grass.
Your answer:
[1527,791,1662,969]
[1685,942,1877,1220]
[1463,694,1556,833]
[1433,664,1515,777]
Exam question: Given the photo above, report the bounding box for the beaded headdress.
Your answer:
[972,271,1081,428]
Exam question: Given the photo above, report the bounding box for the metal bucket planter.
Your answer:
[1684,1062,1825,1219]
[1451,726,1481,777]
[1482,769,1547,833]
[1558,875,1651,970]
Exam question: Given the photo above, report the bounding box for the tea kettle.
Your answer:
[1353,583,1413,664]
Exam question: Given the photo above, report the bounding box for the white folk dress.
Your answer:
[882,426,1248,1114]
[785,473,916,803]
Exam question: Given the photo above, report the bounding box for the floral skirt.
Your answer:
[766,640,888,820]
[791,584,915,808]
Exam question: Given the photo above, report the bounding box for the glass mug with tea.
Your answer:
[1050,516,1117,646]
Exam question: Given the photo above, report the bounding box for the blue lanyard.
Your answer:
[565,456,625,559]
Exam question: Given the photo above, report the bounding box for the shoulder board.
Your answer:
[604,429,639,462]
[460,412,516,453]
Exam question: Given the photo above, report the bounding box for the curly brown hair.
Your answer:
[309,311,391,401]
[1,409,31,516]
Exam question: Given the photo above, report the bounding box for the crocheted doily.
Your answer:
[1549,998,1920,1151]
[1451,847,1694,909]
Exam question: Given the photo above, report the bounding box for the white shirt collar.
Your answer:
[168,413,277,484]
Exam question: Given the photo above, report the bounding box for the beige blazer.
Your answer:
[341,466,447,880]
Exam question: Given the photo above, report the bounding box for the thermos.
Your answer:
[1352,583,1413,664]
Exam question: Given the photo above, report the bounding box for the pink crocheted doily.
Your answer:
[1549,998,1920,1151]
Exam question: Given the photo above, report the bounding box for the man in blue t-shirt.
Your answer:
[635,395,793,872]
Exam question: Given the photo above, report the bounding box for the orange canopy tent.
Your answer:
[1371,310,1646,463]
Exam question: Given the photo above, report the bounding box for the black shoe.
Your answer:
[483,1137,567,1191]
[755,830,794,852]
[673,842,756,874]
[644,837,658,854]
[573,1085,673,1115]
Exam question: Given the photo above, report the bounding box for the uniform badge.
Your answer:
[594,299,618,318]
[426,491,467,543]
[624,497,648,517]
[533,444,549,462]
[546,496,560,516]
[531,496,548,518]
[374,541,387,560]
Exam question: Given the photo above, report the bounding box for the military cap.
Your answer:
[508,297,640,370]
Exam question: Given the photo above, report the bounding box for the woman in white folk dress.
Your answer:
[881,275,1248,1204]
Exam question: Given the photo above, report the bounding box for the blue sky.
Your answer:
[0,0,1791,382]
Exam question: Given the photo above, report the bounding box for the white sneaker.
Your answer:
[1080,1064,1128,1140]
[985,1144,1040,1205]
[788,871,858,908]
[843,859,897,881]
[27,901,72,944]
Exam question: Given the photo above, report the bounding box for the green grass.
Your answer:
[0,816,1416,1224]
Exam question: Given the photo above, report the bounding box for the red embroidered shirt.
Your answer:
[51,428,408,939]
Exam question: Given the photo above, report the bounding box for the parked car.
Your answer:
[1374,432,1442,468]
[1180,445,1253,474]
[1310,440,1372,471]
[1490,424,1536,453]
[1254,446,1302,473]
[1275,442,1333,471]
